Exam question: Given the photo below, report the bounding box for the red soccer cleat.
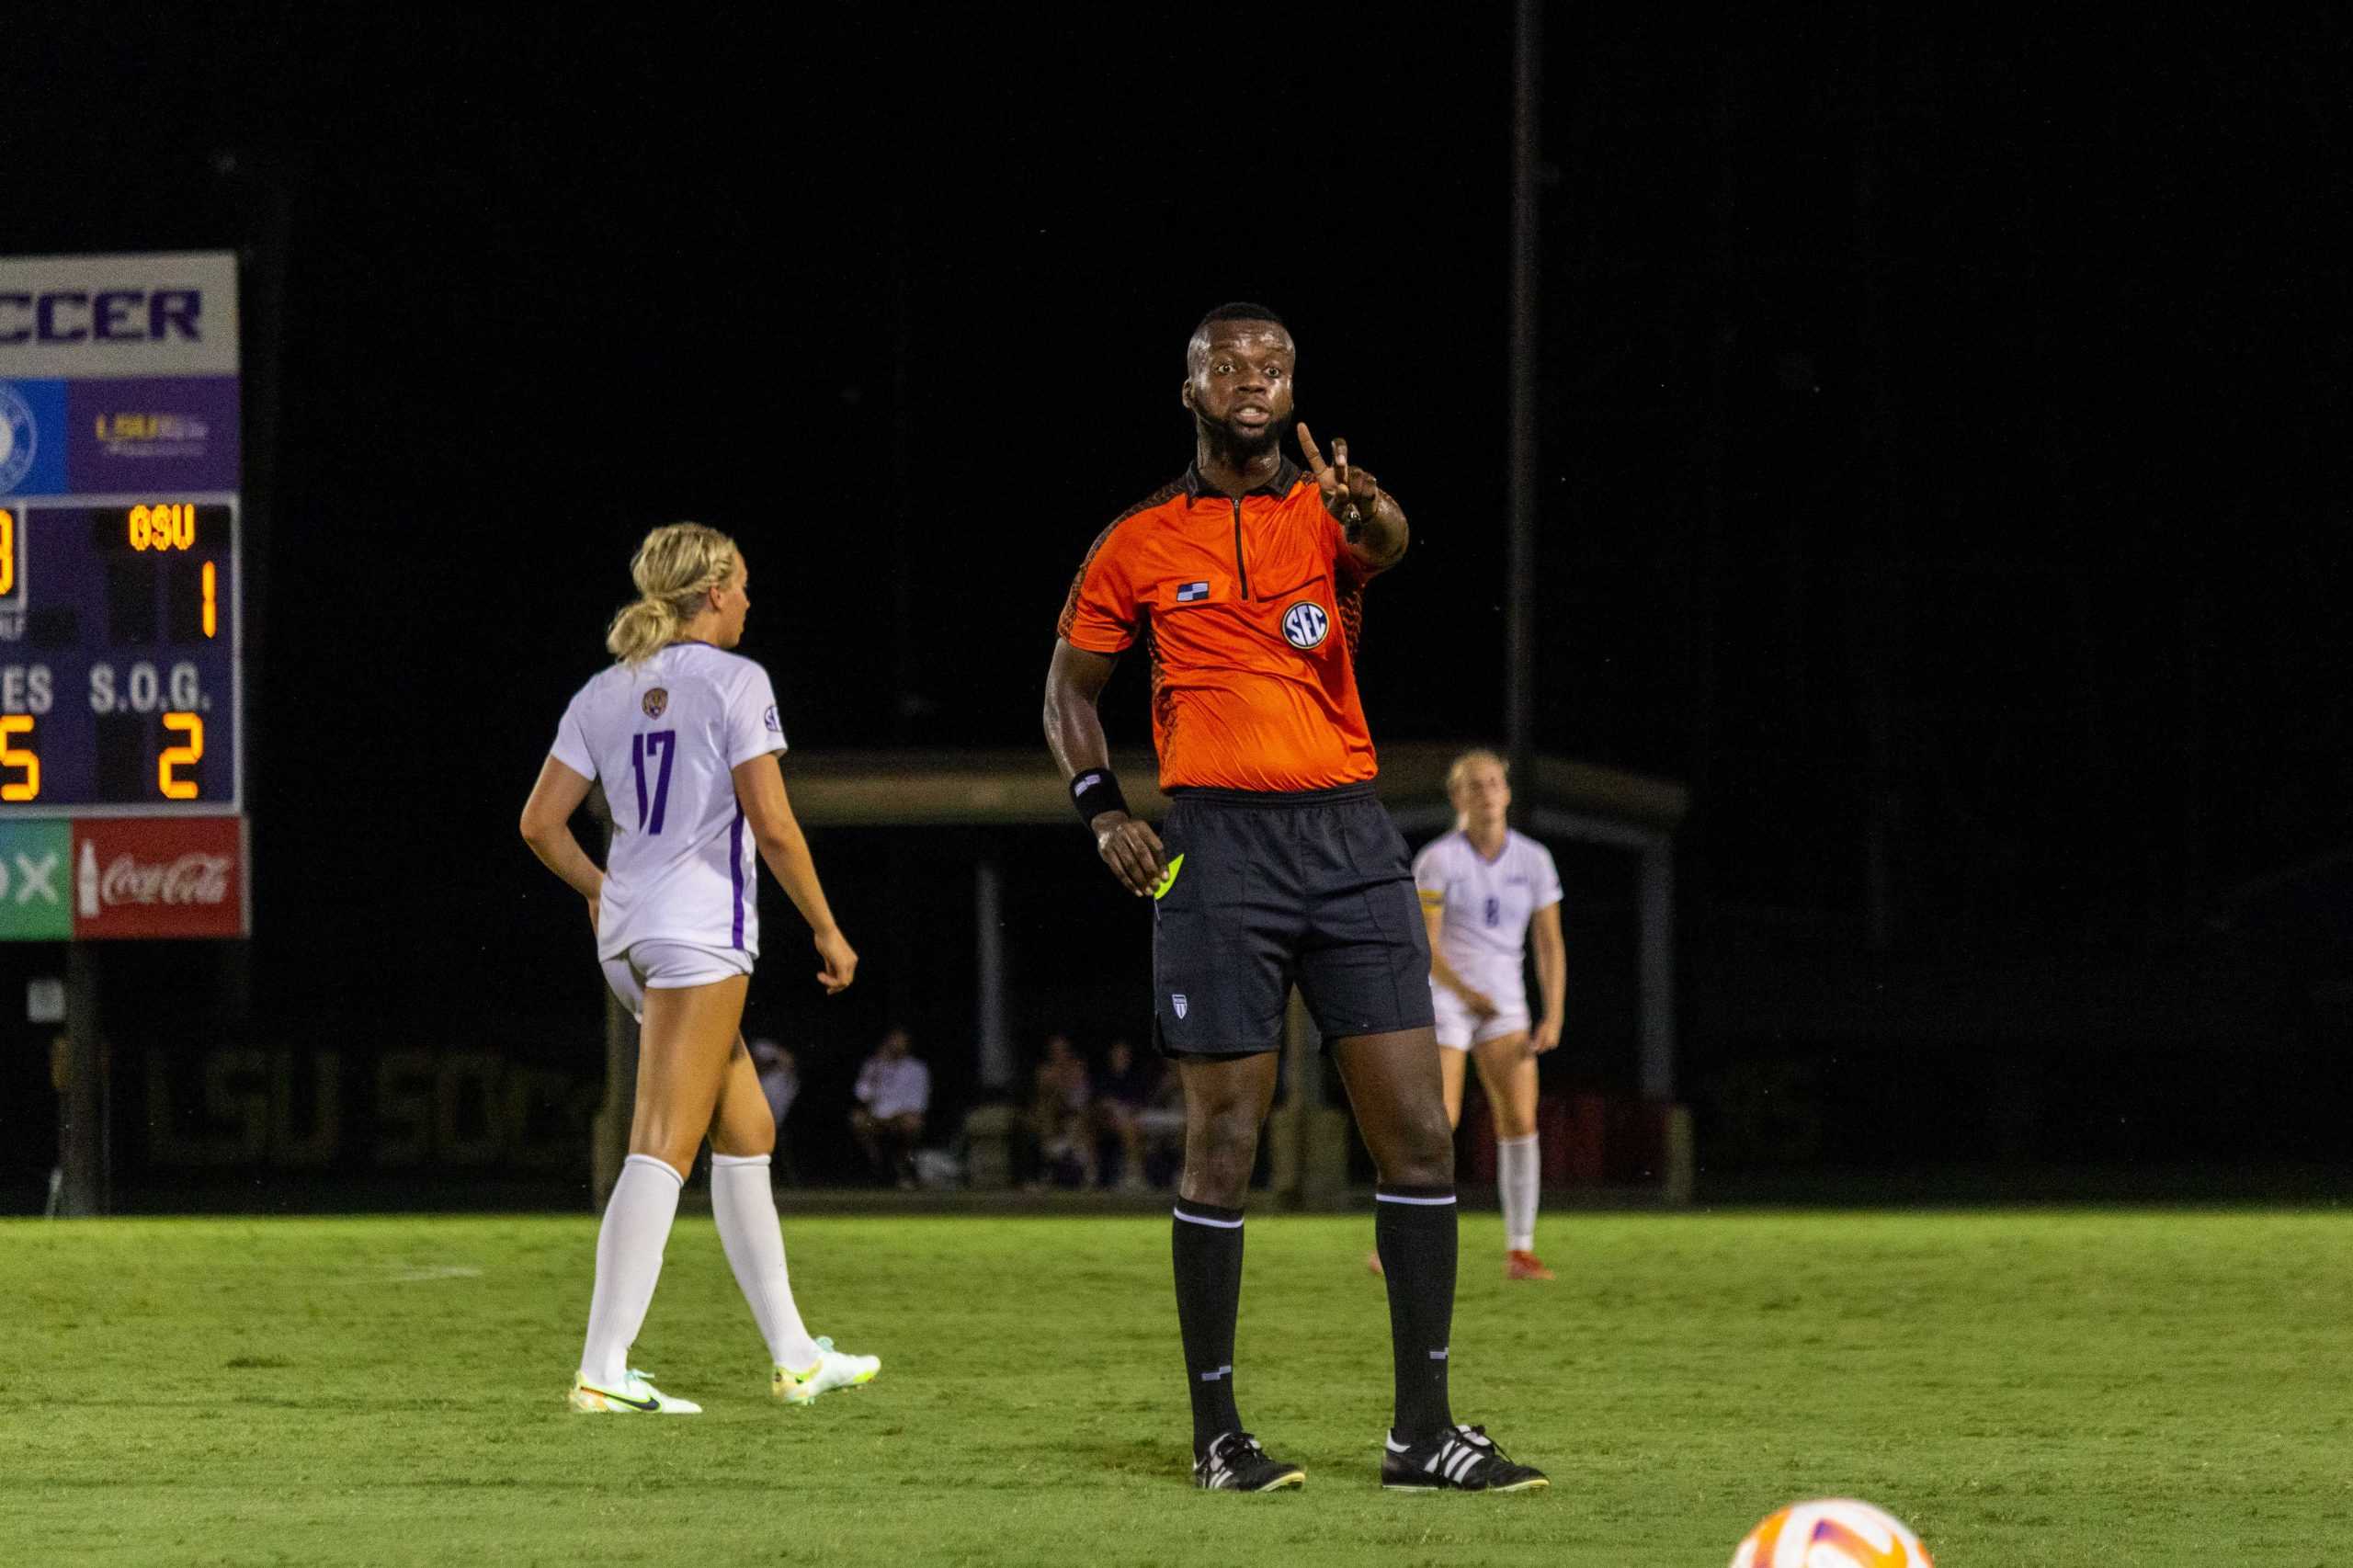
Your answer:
[1505,1249,1554,1281]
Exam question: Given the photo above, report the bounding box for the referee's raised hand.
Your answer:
[1297,423,1388,533]
[1094,810,1169,898]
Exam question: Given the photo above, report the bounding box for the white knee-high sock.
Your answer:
[710,1153,822,1371]
[580,1153,684,1385]
[1498,1134,1540,1254]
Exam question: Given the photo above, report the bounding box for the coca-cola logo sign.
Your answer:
[98,852,233,907]
[62,817,245,940]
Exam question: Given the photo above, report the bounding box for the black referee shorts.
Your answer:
[1150,781,1437,1058]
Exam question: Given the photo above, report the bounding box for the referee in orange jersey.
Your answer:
[1043,303,1548,1495]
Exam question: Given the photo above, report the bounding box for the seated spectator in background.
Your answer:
[1092,1039,1159,1191]
[1134,1065,1188,1189]
[750,1037,799,1126]
[749,1037,799,1183]
[850,1027,929,1188]
[1023,1033,1095,1189]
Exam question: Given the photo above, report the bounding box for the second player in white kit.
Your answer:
[1414,750,1565,1280]
[1418,826,1562,1050]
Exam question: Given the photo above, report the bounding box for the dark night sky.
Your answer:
[11,6,2350,1186]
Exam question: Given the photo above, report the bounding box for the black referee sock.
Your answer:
[1374,1185,1459,1445]
[1172,1199,1245,1454]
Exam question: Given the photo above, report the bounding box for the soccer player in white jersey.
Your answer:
[519,522,881,1414]
[1413,750,1566,1281]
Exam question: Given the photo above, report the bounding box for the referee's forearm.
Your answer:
[1042,685,1109,780]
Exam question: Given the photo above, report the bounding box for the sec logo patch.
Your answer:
[1281,600,1329,650]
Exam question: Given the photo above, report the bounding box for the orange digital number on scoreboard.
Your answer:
[0,508,14,596]
[159,712,204,800]
[0,715,38,801]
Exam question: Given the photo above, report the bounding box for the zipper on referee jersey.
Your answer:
[1230,499,1251,599]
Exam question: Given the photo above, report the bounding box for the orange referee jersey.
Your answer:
[1058,457,1379,792]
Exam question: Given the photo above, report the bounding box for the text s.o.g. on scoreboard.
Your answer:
[0,252,246,939]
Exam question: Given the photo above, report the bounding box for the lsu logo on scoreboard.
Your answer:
[65,378,240,493]
[92,411,210,449]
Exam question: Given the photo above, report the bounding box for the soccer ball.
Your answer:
[1731,1499,1934,1567]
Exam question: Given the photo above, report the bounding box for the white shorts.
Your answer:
[599,939,754,1022]
[1429,973,1531,1051]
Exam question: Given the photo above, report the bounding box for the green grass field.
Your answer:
[8,1208,2350,1565]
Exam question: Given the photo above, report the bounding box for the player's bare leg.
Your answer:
[1438,1046,1472,1131]
[708,1034,776,1160]
[1171,1052,1301,1490]
[574,974,746,1415]
[1468,1033,1537,1142]
[1470,1033,1551,1280]
[630,975,749,1172]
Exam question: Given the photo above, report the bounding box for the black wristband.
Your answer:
[1070,767,1129,827]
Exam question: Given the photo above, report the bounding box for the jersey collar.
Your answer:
[1183,455,1301,501]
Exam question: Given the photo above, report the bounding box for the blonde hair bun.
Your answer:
[606,522,741,664]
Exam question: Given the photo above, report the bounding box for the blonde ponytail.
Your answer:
[605,522,742,664]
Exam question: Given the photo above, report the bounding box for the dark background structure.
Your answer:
[6,7,2347,1206]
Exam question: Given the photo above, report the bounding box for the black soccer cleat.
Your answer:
[1193,1430,1306,1492]
[1381,1424,1549,1493]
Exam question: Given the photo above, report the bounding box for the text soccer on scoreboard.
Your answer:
[0,253,246,940]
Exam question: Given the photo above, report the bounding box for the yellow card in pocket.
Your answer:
[1152,853,1186,901]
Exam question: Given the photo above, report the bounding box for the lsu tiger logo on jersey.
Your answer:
[642,688,668,719]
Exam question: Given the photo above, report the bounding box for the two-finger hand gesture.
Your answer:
[1094,810,1170,898]
[1297,423,1388,537]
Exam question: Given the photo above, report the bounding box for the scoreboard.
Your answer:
[0,500,239,809]
[0,253,246,938]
